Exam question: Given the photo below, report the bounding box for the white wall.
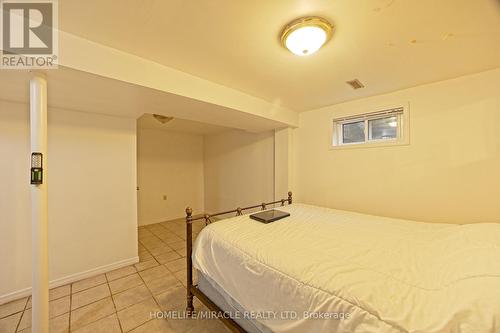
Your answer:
[293,69,500,224]
[137,128,204,225]
[274,128,293,201]
[204,130,275,213]
[0,100,138,303]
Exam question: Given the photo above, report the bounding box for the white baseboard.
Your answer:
[138,215,187,226]
[0,256,139,305]
[138,217,172,226]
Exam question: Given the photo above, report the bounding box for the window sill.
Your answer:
[330,139,409,150]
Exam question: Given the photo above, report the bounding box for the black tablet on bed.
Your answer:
[250,209,290,223]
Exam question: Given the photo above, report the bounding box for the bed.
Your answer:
[185,194,500,333]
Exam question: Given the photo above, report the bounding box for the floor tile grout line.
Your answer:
[68,283,73,332]
[125,319,152,332]
[22,285,67,309]
[107,284,155,313]
[2,219,189,332]
[134,263,163,332]
[0,310,22,321]
[67,300,115,332]
[136,222,189,328]
[70,282,156,330]
[108,277,143,297]
[138,236,164,262]
[70,285,111,312]
[13,296,29,332]
[17,300,74,332]
[0,307,24,321]
[72,280,108,295]
[68,279,141,332]
[119,265,170,333]
[107,271,137,283]
[143,221,191,285]
[2,272,129,317]
[104,273,124,333]
[151,250,188,288]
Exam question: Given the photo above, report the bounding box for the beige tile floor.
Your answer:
[0,218,230,333]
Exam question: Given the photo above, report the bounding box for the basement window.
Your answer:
[332,107,407,147]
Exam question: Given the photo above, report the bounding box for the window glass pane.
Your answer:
[342,121,365,143]
[368,116,397,140]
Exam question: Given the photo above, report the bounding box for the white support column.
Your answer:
[30,74,49,333]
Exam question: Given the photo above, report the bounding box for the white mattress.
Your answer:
[192,203,500,333]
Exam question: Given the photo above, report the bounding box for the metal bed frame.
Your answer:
[185,191,293,333]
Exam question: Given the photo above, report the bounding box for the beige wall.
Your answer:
[137,128,204,225]
[274,128,293,200]
[0,101,138,303]
[204,130,275,213]
[293,69,500,224]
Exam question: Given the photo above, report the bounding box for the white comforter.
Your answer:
[192,203,500,333]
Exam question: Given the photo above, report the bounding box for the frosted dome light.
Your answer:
[281,17,333,56]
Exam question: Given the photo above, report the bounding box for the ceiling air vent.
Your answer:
[346,79,365,90]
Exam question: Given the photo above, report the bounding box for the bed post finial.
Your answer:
[288,191,292,204]
[185,207,194,315]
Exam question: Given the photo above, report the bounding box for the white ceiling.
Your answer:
[137,114,229,135]
[59,0,500,112]
[0,68,286,132]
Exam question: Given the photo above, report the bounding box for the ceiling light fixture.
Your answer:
[280,16,333,56]
[153,114,174,124]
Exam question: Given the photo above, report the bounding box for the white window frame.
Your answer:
[331,105,409,149]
